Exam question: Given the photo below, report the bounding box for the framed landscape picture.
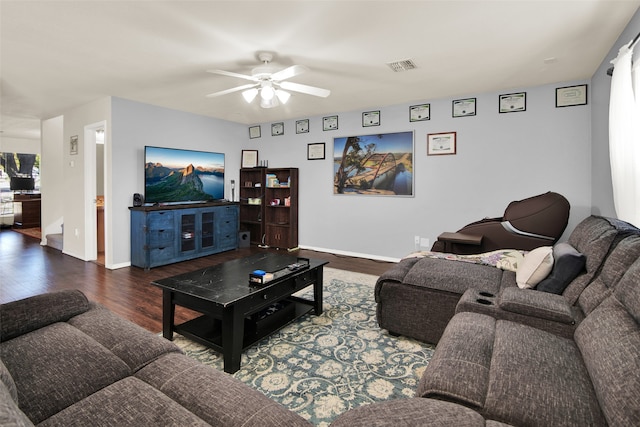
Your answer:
[333,131,414,197]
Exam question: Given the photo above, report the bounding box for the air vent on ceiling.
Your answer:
[386,59,417,72]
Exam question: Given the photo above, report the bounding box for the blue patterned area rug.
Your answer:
[173,267,435,426]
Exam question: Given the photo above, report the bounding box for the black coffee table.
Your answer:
[152,253,328,373]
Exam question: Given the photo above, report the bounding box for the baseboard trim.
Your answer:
[299,245,400,263]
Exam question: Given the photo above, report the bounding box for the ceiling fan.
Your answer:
[206,52,330,108]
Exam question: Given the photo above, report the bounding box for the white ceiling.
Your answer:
[1,0,639,141]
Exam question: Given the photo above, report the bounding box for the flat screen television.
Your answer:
[10,176,35,192]
[144,146,225,204]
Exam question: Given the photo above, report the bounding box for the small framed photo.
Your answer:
[307,143,325,160]
[427,132,456,156]
[362,110,380,127]
[323,115,338,131]
[410,104,430,122]
[556,84,587,107]
[70,135,79,155]
[271,122,284,136]
[499,92,526,113]
[452,98,476,117]
[296,119,310,134]
[249,125,261,139]
[241,150,259,168]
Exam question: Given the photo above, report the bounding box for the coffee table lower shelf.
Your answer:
[174,298,313,353]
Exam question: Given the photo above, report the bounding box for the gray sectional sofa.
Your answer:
[0,290,312,426]
[329,215,640,426]
[375,215,640,344]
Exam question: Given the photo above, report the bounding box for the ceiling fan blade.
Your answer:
[271,65,308,81]
[206,69,258,82]
[279,81,330,98]
[205,83,258,98]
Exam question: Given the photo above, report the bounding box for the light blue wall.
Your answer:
[253,81,592,260]
[590,7,640,218]
[110,97,245,266]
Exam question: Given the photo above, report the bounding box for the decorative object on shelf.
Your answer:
[296,119,309,134]
[323,115,338,131]
[248,125,261,139]
[362,110,380,127]
[556,84,587,107]
[409,104,430,122]
[241,150,258,168]
[427,131,457,156]
[70,135,78,155]
[271,122,284,136]
[499,92,526,113]
[452,98,477,117]
[334,131,414,197]
[307,142,325,160]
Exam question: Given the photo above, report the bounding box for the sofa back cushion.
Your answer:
[574,259,640,426]
[577,234,640,315]
[0,290,89,342]
[563,216,625,304]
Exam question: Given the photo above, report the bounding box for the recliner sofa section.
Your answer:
[375,215,640,344]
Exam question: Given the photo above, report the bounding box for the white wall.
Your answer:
[590,7,640,218]
[61,97,111,261]
[0,136,41,154]
[41,116,64,242]
[110,97,248,267]
[254,81,592,260]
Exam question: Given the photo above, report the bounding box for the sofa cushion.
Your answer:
[577,234,640,315]
[37,376,210,427]
[418,313,605,426]
[0,380,33,427]
[0,289,89,342]
[135,352,312,427]
[515,246,553,289]
[330,397,504,427]
[68,304,181,372]
[536,243,586,294]
[574,261,640,426]
[0,322,130,424]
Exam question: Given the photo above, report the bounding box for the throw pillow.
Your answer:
[537,243,586,295]
[516,246,554,289]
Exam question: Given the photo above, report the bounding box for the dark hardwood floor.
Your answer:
[0,229,394,333]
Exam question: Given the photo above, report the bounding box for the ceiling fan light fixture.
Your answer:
[275,89,291,104]
[241,88,259,103]
[260,85,275,101]
[260,96,279,109]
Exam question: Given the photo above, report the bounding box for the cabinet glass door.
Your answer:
[201,211,215,249]
[180,213,196,252]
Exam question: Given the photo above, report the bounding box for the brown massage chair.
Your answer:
[431,191,570,255]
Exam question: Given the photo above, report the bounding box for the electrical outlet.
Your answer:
[420,238,430,249]
[414,235,420,245]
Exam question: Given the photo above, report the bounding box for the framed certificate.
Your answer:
[556,84,587,107]
[452,98,476,117]
[362,110,380,127]
[296,119,310,134]
[323,115,338,131]
[427,132,456,156]
[410,104,430,122]
[499,92,526,113]
[307,143,325,160]
[271,122,284,136]
[248,125,261,139]
[241,150,258,168]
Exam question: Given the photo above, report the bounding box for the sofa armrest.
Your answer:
[497,287,575,324]
[1,290,90,342]
[330,398,505,427]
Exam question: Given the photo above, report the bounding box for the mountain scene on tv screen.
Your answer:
[145,162,223,203]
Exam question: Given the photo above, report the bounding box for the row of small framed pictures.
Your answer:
[248,84,588,139]
[250,130,458,164]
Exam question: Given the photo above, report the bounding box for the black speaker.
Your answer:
[238,230,250,248]
[133,193,144,207]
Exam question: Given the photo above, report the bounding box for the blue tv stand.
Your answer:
[130,202,239,269]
